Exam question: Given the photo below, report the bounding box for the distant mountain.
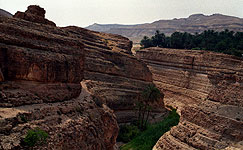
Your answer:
[86,14,243,43]
[0,8,13,18]
[86,23,138,32]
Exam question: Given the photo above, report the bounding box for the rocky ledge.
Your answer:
[136,47,243,150]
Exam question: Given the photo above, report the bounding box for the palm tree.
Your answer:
[138,84,163,130]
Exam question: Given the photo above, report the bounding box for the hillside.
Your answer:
[86,14,243,43]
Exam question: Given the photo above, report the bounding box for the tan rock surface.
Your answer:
[136,47,243,150]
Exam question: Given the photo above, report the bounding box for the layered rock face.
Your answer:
[136,48,243,149]
[61,27,159,123]
[0,7,84,107]
[0,5,156,149]
[0,6,120,150]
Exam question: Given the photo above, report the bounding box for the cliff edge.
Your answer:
[136,47,243,150]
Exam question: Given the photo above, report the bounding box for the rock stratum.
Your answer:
[136,48,243,150]
[86,14,243,43]
[0,5,154,149]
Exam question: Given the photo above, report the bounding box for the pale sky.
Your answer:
[1,0,243,27]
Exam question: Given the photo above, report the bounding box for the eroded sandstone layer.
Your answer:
[0,5,156,149]
[136,48,243,150]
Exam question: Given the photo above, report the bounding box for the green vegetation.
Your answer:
[117,84,164,144]
[20,115,27,123]
[117,124,140,143]
[120,109,180,150]
[118,85,178,149]
[140,29,243,57]
[23,128,48,147]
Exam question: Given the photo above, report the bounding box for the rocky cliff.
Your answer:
[0,5,154,149]
[136,48,243,150]
[61,26,157,123]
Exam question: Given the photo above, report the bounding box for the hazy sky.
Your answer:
[1,0,243,27]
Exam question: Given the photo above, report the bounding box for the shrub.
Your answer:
[117,124,140,143]
[23,128,48,147]
[20,115,27,123]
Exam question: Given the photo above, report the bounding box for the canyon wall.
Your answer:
[136,47,243,150]
[0,5,155,149]
[61,25,165,123]
[0,6,118,150]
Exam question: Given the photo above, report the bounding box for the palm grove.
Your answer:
[140,30,243,57]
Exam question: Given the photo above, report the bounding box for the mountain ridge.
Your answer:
[86,14,243,43]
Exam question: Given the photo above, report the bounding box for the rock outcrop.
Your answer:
[14,5,56,26]
[136,48,243,150]
[0,5,157,149]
